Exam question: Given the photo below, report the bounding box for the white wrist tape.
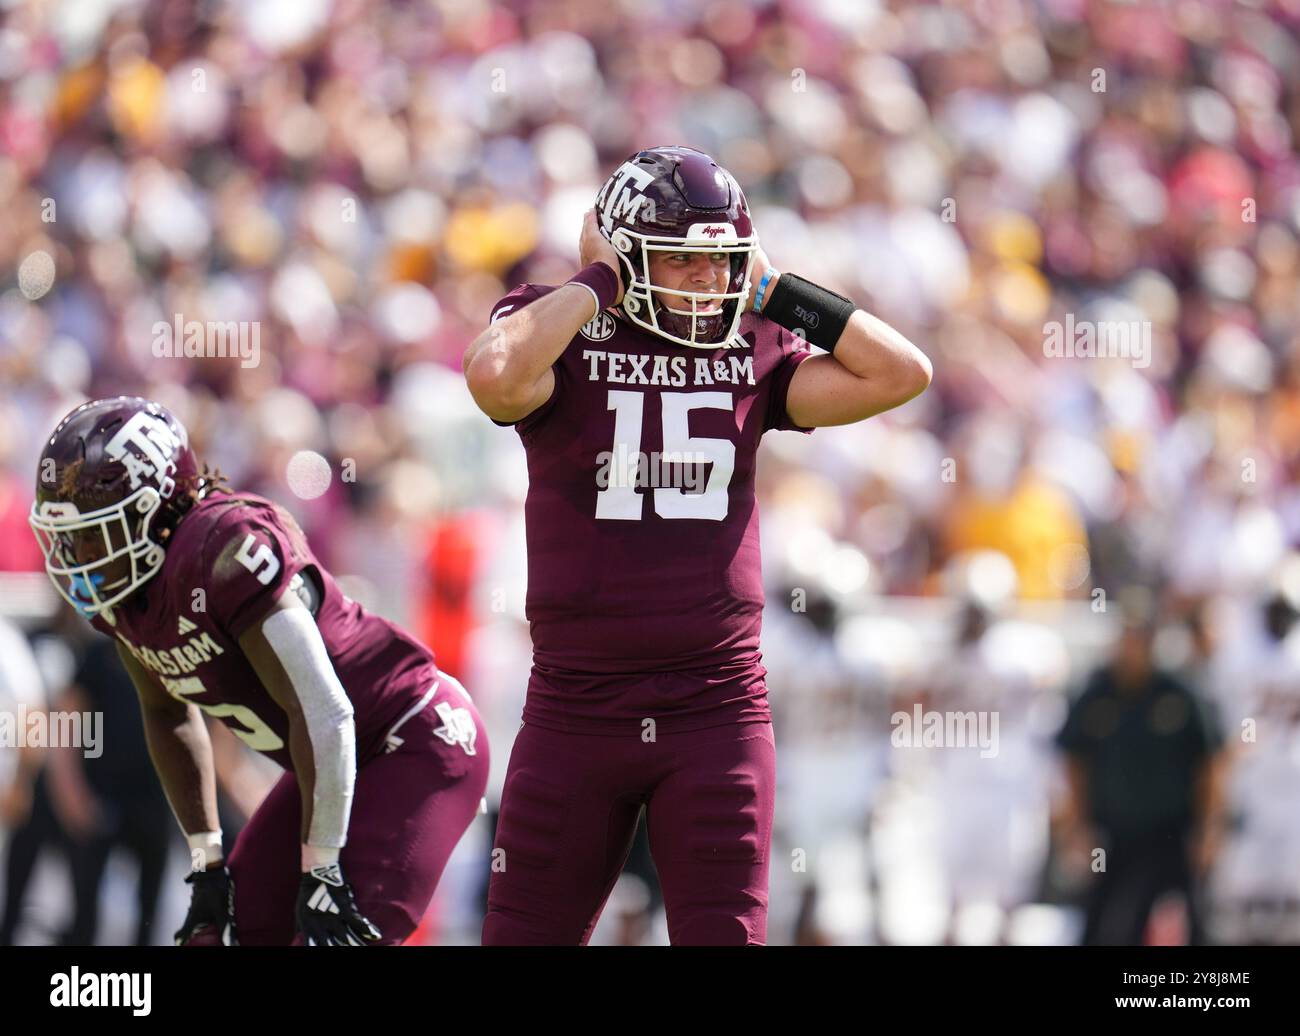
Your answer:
[302,844,340,871]
[262,607,356,851]
[187,830,223,868]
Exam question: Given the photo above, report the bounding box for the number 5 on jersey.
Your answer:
[235,533,282,585]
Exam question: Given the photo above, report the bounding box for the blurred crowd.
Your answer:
[2,0,1299,944]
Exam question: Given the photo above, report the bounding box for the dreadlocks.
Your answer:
[195,462,232,501]
[155,463,232,542]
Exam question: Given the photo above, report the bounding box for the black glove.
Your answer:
[296,862,382,946]
[175,865,237,946]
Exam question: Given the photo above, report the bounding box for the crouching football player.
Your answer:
[29,397,489,945]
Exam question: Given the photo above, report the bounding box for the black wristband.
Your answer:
[762,273,856,351]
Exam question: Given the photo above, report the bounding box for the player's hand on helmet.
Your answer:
[175,864,237,945]
[579,209,625,306]
[296,862,381,946]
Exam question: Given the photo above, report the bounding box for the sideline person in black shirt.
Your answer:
[1056,591,1227,944]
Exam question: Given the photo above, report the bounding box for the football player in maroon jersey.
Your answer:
[29,398,490,945]
[464,146,931,944]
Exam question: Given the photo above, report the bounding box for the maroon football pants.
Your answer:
[482,718,776,945]
[227,674,490,945]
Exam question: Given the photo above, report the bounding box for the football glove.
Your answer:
[175,865,237,946]
[296,862,381,946]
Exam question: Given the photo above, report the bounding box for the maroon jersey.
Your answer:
[88,491,437,769]
[490,284,814,733]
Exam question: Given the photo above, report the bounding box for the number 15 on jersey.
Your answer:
[595,390,735,522]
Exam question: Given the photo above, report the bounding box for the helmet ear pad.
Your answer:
[607,230,635,301]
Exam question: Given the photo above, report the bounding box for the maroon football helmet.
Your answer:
[29,397,200,617]
[594,146,758,348]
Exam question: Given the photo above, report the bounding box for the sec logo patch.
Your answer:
[580,312,616,341]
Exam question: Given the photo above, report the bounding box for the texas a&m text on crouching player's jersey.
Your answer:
[465,145,931,945]
[30,397,489,946]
